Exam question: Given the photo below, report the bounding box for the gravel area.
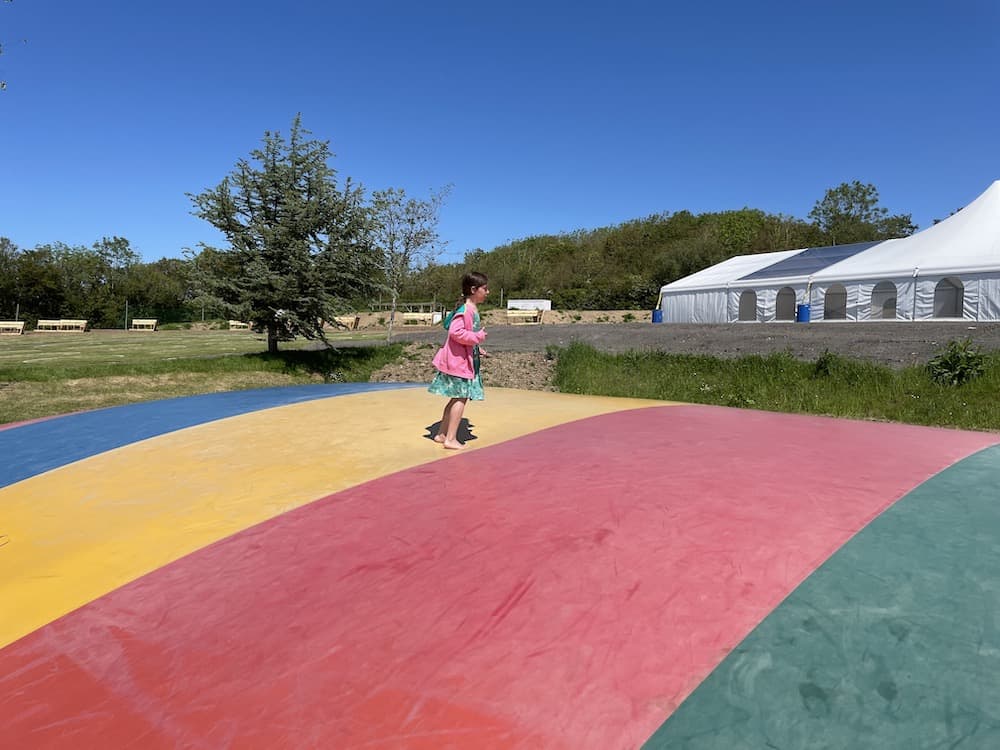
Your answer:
[367,320,1000,390]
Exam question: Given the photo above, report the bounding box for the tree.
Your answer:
[808,181,916,245]
[715,209,767,254]
[0,236,19,317]
[368,185,451,339]
[188,116,374,353]
[121,258,190,323]
[182,246,235,321]
[14,246,64,319]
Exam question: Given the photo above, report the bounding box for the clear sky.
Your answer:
[2,1,998,264]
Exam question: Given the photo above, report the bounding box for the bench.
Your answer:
[401,312,436,325]
[0,321,25,335]
[36,319,88,332]
[506,309,543,325]
[130,318,158,331]
[228,320,251,330]
[333,315,360,330]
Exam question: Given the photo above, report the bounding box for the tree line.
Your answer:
[1,114,919,341]
[404,180,917,310]
[0,235,193,328]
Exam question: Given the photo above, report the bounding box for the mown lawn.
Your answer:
[0,329,399,423]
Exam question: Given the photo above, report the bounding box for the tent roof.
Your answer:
[811,180,1000,281]
[739,241,880,280]
[660,249,801,293]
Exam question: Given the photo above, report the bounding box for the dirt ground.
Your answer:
[366,313,1000,390]
[350,309,642,330]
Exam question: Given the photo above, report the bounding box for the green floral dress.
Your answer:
[428,305,485,400]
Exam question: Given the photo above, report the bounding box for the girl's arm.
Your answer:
[447,308,486,345]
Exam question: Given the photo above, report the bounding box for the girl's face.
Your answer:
[470,284,489,304]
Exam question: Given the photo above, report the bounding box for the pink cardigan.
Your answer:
[432,305,486,379]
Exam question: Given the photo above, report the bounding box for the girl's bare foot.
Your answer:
[442,439,465,450]
[433,434,446,443]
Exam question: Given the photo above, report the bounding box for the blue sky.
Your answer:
[2,1,998,264]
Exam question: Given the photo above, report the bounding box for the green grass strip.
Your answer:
[553,342,1000,432]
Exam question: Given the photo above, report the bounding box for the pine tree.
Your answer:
[189,116,376,353]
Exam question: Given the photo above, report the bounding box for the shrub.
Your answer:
[927,338,985,386]
[811,349,842,378]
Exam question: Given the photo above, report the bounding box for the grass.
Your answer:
[6,331,1000,433]
[553,342,1000,432]
[0,330,400,423]
[0,328,384,371]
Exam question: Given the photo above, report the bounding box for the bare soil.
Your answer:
[369,343,557,391]
[367,313,1000,391]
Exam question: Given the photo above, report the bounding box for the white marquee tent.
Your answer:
[653,249,801,323]
[659,180,1000,323]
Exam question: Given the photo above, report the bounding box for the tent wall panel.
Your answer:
[978,276,1000,320]
[915,280,935,319]
[661,289,730,323]
[964,279,980,321]
[896,280,917,320]
[760,289,777,322]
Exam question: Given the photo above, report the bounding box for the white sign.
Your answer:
[506,299,552,311]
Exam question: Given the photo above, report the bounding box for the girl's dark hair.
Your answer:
[462,271,488,297]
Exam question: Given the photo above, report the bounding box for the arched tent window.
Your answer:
[775,288,796,321]
[825,284,848,320]
[933,277,964,318]
[871,281,897,320]
[738,290,757,321]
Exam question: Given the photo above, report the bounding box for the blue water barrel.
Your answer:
[796,303,811,323]
[651,309,663,323]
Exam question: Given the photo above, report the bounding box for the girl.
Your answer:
[429,271,489,450]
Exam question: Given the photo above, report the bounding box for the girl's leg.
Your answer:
[434,399,455,443]
[442,398,468,450]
